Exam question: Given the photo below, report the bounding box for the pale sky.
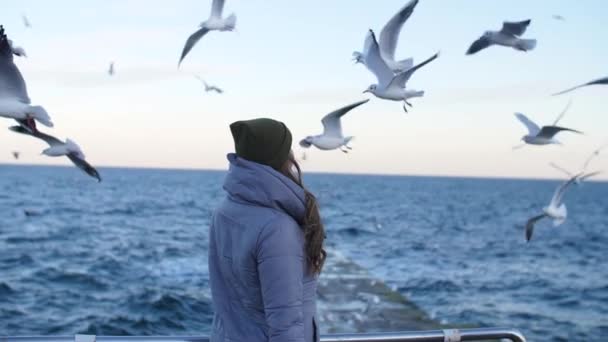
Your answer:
[1,0,607,179]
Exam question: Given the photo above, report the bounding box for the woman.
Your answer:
[208,118,326,342]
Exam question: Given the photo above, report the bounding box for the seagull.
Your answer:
[299,99,369,153]
[550,144,607,181]
[466,19,537,55]
[525,171,600,241]
[362,30,439,113]
[513,101,581,147]
[553,76,608,96]
[0,26,53,132]
[22,14,31,28]
[108,62,115,76]
[9,125,101,182]
[194,75,223,93]
[352,0,417,73]
[12,151,20,160]
[178,0,237,67]
[552,15,565,21]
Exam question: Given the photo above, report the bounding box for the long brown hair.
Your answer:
[279,152,326,275]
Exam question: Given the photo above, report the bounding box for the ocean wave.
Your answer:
[33,268,110,290]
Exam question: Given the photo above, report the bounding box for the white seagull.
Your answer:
[22,14,31,28]
[9,125,101,182]
[108,62,115,76]
[552,14,565,21]
[466,19,536,55]
[362,30,439,113]
[194,75,223,93]
[525,171,600,241]
[299,99,369,153]
[550,143,607,181]
[178,0,236,67]
[513,102,581,147]
[0,26,52,132]
[553,76,608,96]
[352,0,418,73]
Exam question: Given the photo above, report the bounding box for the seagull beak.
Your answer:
[362,89,369,94]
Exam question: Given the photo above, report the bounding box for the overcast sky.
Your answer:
[1,0,607,179]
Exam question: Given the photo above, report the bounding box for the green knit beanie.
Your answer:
[230,118,293,170]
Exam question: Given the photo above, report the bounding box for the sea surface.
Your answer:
[1,165,607,341]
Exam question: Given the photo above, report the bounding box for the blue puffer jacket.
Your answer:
[209,154,319,342]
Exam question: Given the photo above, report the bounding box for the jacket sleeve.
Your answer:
[256,215,306,342]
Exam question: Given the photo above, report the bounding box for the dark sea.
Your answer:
[1,165,607,341]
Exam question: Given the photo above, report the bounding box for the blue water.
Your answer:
[1,165,607,341]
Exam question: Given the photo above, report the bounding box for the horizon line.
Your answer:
[1,162,606,183]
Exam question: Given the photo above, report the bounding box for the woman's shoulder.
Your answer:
[215,197,301,234]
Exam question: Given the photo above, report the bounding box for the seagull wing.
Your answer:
[388,51,439,88]
[178,27,210,66]
[583,76,608,87]
[553,99,572,125]
[550,174,580,208]
[363,30,394,87]
[67,154,101,182]
[321,99,369,137]
[500,19,531,37]
[194,75,205,85]
[0,26,30,103]
[8,125,63,146]
[525,213,547,242]
[578,171,601,182]
[552,76,608,96]
[582,144,607,170]
[549,162,573,178]
[466,36,493,55]
[22,15,31,28]
[514,113,540,135]
[212,86,224,93]
[537,125,582,139]
[378,0,419,62]
[210,0,226,19]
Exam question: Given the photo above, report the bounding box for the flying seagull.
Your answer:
[553,76,608,96]
[299,99,369,153]
[178,0,237,67]
[194,75,223,93]
[352,0,417,73]
[525,171,600,241]
[108,62,115,76]
[513,101,581,147]
[9,125,101,182]
[0,26,53,132]
[12,151,20,160]
[22,14,31,28]
[362,30,439,113]
[550,143,607,180]
[466,19,537,55]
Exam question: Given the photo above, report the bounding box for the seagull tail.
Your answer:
[29,106,53,128]
[223,14,237,31]
[516,39,536,52]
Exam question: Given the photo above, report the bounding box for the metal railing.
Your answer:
[1,327,526,342]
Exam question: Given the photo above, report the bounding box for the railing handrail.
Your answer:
[1,327,526,342]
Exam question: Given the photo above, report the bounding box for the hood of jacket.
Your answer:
[223,153,306,223]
